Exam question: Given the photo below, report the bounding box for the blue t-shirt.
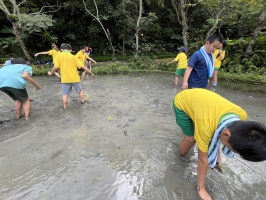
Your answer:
[188,50,213,88]
[0,64,32,89]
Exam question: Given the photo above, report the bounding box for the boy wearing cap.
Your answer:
[182,33,224,89]
[173,88,266,200]
[75,45,97,81]
[48,43,94,109]
[167,47,188,86]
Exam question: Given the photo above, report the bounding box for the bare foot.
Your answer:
[17,115,23,120]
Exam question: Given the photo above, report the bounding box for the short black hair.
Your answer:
[206,33,224,44]
[222,40,227,49]
[60,43,72,50]
[10,58,26,64]
[228,121,266,162]
[80,45,87,49]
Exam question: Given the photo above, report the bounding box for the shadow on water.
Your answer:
[0,73,265,200]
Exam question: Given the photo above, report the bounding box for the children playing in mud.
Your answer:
[173,88,266,200]
[75,45,97,81]
[34,43,61,78]
[0,58,41,120]
[48,43,94,109]
[182,33,224,89]
[166,47,188,86]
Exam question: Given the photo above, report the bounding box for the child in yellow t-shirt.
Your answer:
[34,43,61,78]
[47,43,94,109]
[173,88,266,200]
[75,45,97,81]
[166,47,188,86]
[211,40,226,88]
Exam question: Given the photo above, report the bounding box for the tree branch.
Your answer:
[30,2,62,15]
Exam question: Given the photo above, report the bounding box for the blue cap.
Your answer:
[177,47,186,52]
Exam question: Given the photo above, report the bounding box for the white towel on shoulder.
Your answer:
[208,114,240,168]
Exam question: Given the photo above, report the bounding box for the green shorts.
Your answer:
[214,67,220,71]
[0,87,28,102]
[173,102,194,136]
[175,68,186,76]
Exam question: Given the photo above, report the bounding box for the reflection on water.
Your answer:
[0,73,265,200]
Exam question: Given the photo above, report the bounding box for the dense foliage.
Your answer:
[0,0,265,82]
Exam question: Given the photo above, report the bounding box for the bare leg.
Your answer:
[89,61,92,71]
[23,98,31,120]
[62,95,68,109]
[81,71,86,81]
[211,70,218,86]
[79,90,85,103]
[15,100,23,119]
[175,76,179,86]
[178,135,196,157]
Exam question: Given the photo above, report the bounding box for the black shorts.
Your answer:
[0,87,28,102]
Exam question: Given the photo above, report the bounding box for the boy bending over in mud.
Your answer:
[173,88,266,200]
[0,58,41,120]
[48,43,94,109]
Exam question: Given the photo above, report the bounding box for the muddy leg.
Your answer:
[15,100,23,120]
[79,90,85,104]
[62,95,68,109]
[81,71,86,81]
[22,98,31,120]
[178,135,196,158]
[175,76,179,86]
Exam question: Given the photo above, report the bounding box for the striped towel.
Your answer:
[208,114,240,168]
[200,46,214,78]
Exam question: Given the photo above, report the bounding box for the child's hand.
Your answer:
[48,71,52,76]
[91,73,95,78]
[35,84,41,90]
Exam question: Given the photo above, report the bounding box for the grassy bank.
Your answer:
[31,61,266,85]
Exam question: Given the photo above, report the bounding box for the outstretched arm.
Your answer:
[86,57,97,64]
[48,66,59,76]
[22,72,41,90]
[197,149,212,200]
[166,60,176,65]
[34,52,49,57]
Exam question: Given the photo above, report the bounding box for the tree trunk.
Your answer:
[171,0,189,51]
[245,9,266,55]
[12,23,32,61]
[135,0,143,58]
[82,0,115,57]
[180,0,188,51]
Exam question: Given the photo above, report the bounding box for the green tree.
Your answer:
[0,0,60,60]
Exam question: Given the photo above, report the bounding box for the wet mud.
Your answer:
[0,73,265,200]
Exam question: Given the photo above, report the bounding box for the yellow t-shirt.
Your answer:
[75,50,89,64]
[54,51,84,83]
[48,49,61,63]
[174,52,188,69]
[213,49,225,68]
[173,88,247,152]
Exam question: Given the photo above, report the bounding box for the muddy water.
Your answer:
[0,73,265,200]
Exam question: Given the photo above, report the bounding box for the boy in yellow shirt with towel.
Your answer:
[173,88,266,200]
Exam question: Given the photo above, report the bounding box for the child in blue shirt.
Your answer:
[181,33,224,89]
[0,58,41,120]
